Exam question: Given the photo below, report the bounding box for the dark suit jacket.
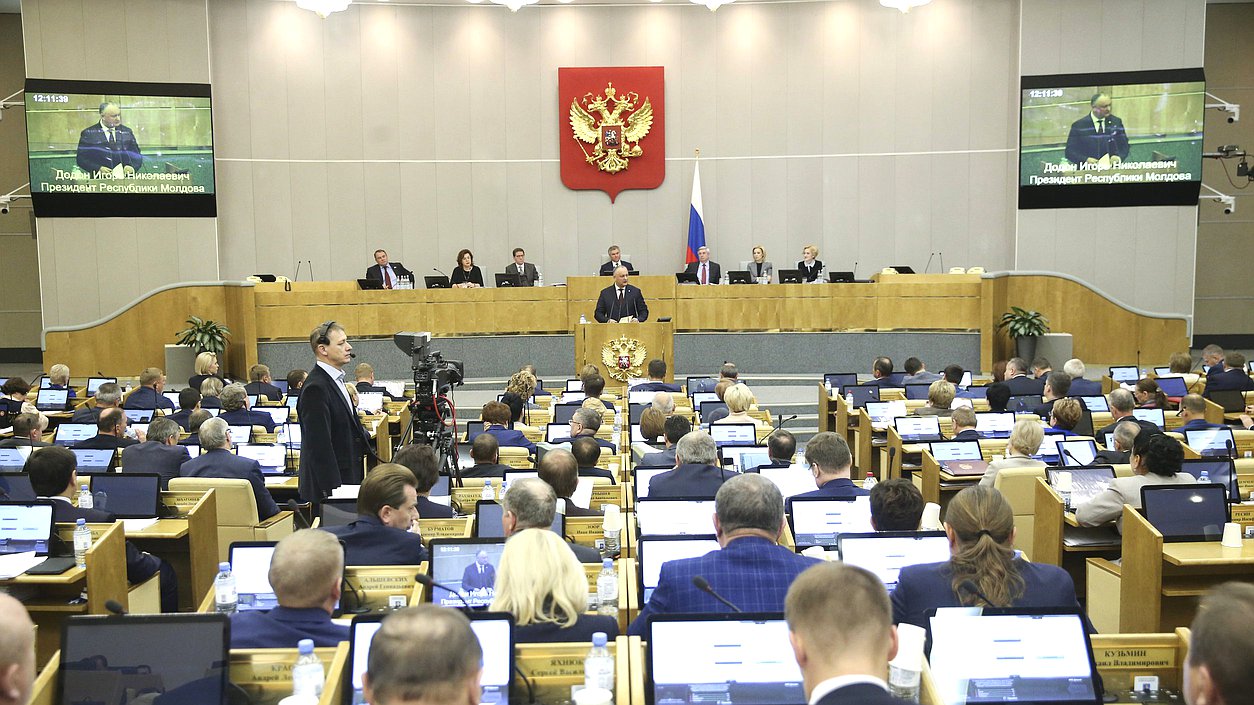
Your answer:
[1068,379,1103,396]
[1004,375,1046,396]
[1204,368,1254,393]
[816,684,914,705]
[74,434,138,450]
[638,447,677,468]
[298,364,372,500]
[168,409,194,431]
[49,500,162,587]
[461,463,510,479]
[1180,419,1223,432]
[594,284,649,323]
[891,559,1081,631]
[364,261,414,286]
[683,260,722,284]
[181,448,280,519]
[70,406,104,423]
[568,540,604,564]
[327,514,428,565]
[631,381,682,393]
[788,478,869,507]
[244,381,283,401]
[553,435,618,454]
[647,463,728,499]
[0,438,51,448]
[123,386,175,411]
[562,497,602,517]
[628,536,820,635]
[188,374,226,393]
[417,496,455,519]
[450,266,485,287]
[599,260,633,276]
[1094,449,1130,464]
[76,122,143,173]
[355,381,405,402]
[461,560,497,591]
[467,426,536,454]
[219,408,277,433]
[1064,113,1130,164]
[578,467,617,483]
[229,607,348,649]
[796,260,824,282]
[1095,417,1161,440]
[950,429,981,441]
[120,441,191,490]
[502,261,540,286]
[515,614,619,644]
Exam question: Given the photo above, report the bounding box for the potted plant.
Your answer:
[997,307,1049,362]
[176,316,232,356]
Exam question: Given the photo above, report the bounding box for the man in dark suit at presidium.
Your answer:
[76,101,143,178]
[594,266,649,323]
[298,321,374,501]
[364,249,414,289]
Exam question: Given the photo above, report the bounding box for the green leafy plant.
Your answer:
[996,307,1049,338]
[175,316,232,355]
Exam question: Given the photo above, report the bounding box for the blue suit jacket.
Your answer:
[467,426,536,454]
[594,284,649,323]
[181,448,280,519]
[120,440,191,490]
[219,408,278,433]
[123,386,175,410]
[817,684,914,705]
[647,463,728,499]
[628,536,820,636]
[416,496,454,519]
[229,607,348,649]
[1204,368,1254,393]
[951,429,981,441]
[515,614,619,644]
[1068,379,1103,396]
[789,477,868,501]
[326,514,428,565]
[1180,419,1223,432]
[631,381,682,393]
[891,559,1081,632]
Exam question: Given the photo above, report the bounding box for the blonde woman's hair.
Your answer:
[489,529,587,628]
[194,351,218,375]
[927,380,955,409]
[581,397,606,413]
[49,364,70,386]
[724,383,755,414]
[199,376,224,397]
[945,486,1024,608]
[1007,418,1043,456]
[507,369,537,399]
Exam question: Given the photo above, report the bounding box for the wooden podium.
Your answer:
[575,321,674,383]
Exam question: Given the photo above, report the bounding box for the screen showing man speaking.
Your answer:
[25,78,216,217]
[1019,68,1204,209]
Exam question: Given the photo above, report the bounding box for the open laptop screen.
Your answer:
[836,531,950,591]
[59,614,230,705]
[709,423,757,447]
[230,541,279,612]
[637,535,719,603]
[928,608,1101,705]
[1047,466,1115,511]
[427,538,507,608]
[720,445,772,472]
[88,474,160,518]
[0,500,54,555]
[0,448,29,472]
[1108,366,1140,384]
[86,377,116,396]
[975,412,1016,438]
[123,409,154,423]
[864,401,905,428]
[0,474,36,501]
[787,496,873,549]
[929,440,983,462]
[633,468,670,500]
[904,384,932,400]
[1131,408,1165,429]
[236,444,287,474]
[257,406,290,425]
[1154,376,1188,397]
[635,499,716,537]
[1141,484,1229,542]
[1185,428,1236,458]
[1076,395,1109,413]
[822,373,858,393]
[847,385,880,409]
[648,614,805,705]
[894,415,942,442]
[55,423,97,446]
[35,388,68,411]
[1179,458,1240,502]
[70,449,114,473]
[1057,439,1099,467]
[474,501,562,538]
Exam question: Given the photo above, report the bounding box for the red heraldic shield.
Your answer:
[559,66,665,202]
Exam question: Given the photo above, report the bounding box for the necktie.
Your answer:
[518,265,523,275]
[1097,119,1104,134]
[108,128,115,143]
[618,288,624,304]
[383,266,392,288]
[701,264,708,285]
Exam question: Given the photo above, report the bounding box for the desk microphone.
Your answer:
[937,251,945,273]
[1060,448,1082,467]
[432,267,450,280]
[105,599,128,616]
[772,414,797,432]
[957,579,995,607]
[852,261,859,280]
[1227,439,1236,460]
[924,252,935,274]
[415,574,474,610]
[692,576,743,613]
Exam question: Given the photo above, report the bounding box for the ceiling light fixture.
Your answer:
[295,0,352,18]
[690,0,733,11]
[879,0,930,12]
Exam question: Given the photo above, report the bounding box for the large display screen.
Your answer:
[25,78,216,217]
[1019,68,1205,209]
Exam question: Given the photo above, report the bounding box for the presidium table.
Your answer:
[42,272,1189,379]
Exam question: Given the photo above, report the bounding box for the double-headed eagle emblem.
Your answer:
[569,83,654,174]
[601,336,648,382]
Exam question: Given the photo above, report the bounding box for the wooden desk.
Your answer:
[515,636,639,705]
[575,321,674,382]
[128,490,219,612]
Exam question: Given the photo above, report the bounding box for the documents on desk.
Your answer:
[0,551,44,579]
[330,484,361,500]
[120,518,160,533]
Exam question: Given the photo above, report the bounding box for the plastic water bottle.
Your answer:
[482,480,495,501]
[214,561,238,614]
[862,470,878,490]
[73,518,91,568]
[584,632,614,692]
[1199,470,1210,485]
[537,271,544,287]
[596,559,618,617]
[845,391,854,409]
[291,639,325,697]
[579,313,588,324]
[78,485,93,509]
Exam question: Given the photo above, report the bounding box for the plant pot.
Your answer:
[1015,335,1040,363]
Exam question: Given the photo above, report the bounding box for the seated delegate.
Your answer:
[1075,432,1195,532]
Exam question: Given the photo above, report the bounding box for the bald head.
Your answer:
[0,593,34,705]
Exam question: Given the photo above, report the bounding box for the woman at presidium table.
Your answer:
[450,249,485,288]
[747,245,773,284]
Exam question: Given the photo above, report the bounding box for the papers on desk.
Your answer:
[263,476,294,486]
[382,381,406,399]
[571,478,595,509]
[0,551,44,579]
[330,484,361,500]
[426,495,451,507]
[760,465,818,498]
[121,518,160,533]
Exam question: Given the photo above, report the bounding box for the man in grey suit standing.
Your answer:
[504,247,540,286]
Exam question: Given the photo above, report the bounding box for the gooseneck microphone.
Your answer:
[415,573,474,610]
[1060,448,1082,467]
[772,414,798,432]
[958,580,995,607]
[692,576,743,613]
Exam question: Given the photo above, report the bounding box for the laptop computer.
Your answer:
[675,272,700,284]
[70,449,116,473]
[1185,427,1236,458]
[1154,366,1172,376]
[708,423,757,447]
[1076,395,1109,413]
[719,445,772,472]
[927,607,1102,704]
[54,423,98,446]
[86,377,116,396]
[637,535,719,603]
[87,474,161,518]
[59,613,231,705]
[847,385,881,409]
[424,275,450,289]
[928,439,987,476]
[318,499,358,528]
[836,531,950,591]
[1008,394,1042,414]
[647,614,805,705]
[628,402,647,425]
[356,277,385,290]
[634,498,716,537]
[893,415,944,443]
[1141,484,1229,542]
[229,541,281,611]
[1057,439,1099,467]
[727,271,753,284]
[0,473,36,501]
[632,468,671,501]
[974,411,1016,439]
[257,406,290,425]
[123,409,155,424]
[345,611,514,705]
[356,391,385,414]
[777,269,803,284]
[699,401,730,425]
[1108,366,1141,384]
[0,500,56,560]
[822,373,858,393]
[551,403,582,425]
[0,448,29,472]
[1131,408,1165,429]
[1179,457,1240,501]
[426,537,508,607]
[827,271,856,283]
[544,423,570,443]
[787,496,873,550]
[686,377,718,395]
[690,391,718,410]
[1154,376,1189,397]
[864,400,906,430]
[276,423,302,450]
[1047,466,1115,512]
[904,383,932,401]
[474,500,563,538]
[494,272,523,288]
[760,466,819,499]
[227,425,253,445]
[34,388,68,412]
[237,444,288,474]
[962,385,989,399]
[1035,432,1068,463]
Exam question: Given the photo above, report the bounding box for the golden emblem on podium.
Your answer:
[569,83,655,174]
[601,336,647,382]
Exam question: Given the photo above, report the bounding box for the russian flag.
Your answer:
[685,161,705,264]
